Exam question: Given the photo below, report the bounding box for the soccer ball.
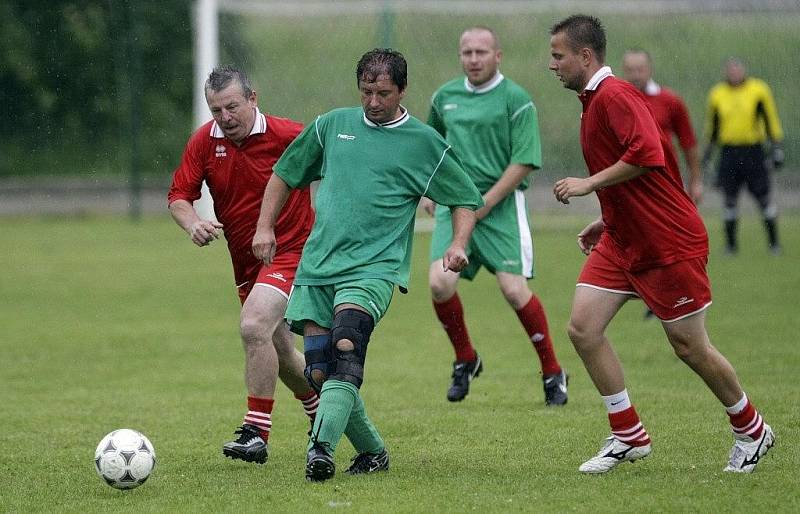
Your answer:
[94,428,156,489]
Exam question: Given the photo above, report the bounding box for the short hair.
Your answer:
[623,48,652,64]
[356,48,407,91]
[461,25,501,50]
[550,14,606,63]
[205,65,253,98]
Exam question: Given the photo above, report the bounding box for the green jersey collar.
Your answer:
[362,106,410,128]
[464,72,504,94]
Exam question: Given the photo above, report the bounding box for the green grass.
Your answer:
[2,213,799,512]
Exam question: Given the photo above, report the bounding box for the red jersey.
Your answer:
[642,80,697,152]
[578,70,707,271]
[168,109,314,282]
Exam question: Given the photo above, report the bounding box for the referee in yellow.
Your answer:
[703,57,785,255]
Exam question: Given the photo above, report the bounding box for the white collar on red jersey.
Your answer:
[362,105,410,128]
[464,72,504,94]
[645,79,661,96]
[209,107,267,139]
[584,66,614,92]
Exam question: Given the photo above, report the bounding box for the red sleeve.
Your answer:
[167,127,210,206]
[667,92,697,151]
[607,90,665,168]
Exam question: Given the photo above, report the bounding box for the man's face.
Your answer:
[622,52,651,92]
[359,73,405,124]
[726,61,746,86]
[459,29,501,86]
[549,32,586,92]
[206,81,256,145]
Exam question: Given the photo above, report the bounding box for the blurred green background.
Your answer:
[1,1,797,183]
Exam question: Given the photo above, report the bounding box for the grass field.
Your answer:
[2,213,799,512]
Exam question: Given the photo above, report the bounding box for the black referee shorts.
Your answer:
[717,144,770,200]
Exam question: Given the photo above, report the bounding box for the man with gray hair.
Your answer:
[168,65,319,465]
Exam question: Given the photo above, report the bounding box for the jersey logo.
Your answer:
[215,144,227,157]
[672,296,694,308]
[337,133,356,141]
[443,103,458,111]
[266,272,287,282]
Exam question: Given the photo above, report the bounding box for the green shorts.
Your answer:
[430,190,535,280]
[285,278,395,335]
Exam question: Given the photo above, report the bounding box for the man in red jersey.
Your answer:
[168,65,319,464]
[622,49,702,204]
[548,15,774,474]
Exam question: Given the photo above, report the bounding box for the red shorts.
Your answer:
[234,250,301,305]
[577,250,712,322]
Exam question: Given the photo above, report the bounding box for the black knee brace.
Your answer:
[329,309,375,388]
[303,333,334,394]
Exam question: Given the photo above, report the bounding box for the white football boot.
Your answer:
[579,436,652,474]
[724,423,775,473]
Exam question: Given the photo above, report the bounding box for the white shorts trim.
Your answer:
[576,282,638,296]
[253,282,290,300]
[514,190,534,278]
[659,301,713,323]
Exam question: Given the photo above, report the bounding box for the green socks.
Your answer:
[309,379,384,455]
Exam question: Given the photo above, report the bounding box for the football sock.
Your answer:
[433,293,477,362]
[309,379,357,453]
[295,390,320,422]
[602,389,632,413]
[245,396,274,441]
[515,295,561,376]
[344,393,385,454]
[726,393,764,440]
[764,217,779,247]
[724,219,738,250]
[607,404,650,447]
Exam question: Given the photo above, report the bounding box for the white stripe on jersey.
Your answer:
[422,146,451,198]
[511,101,534,121]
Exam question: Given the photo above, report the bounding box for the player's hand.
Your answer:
[252,226,277,265]
[188,220,223,247]
[419,197,436,216]
[772,143,785,170]
[577,219,605,255]
[554,177,594,204]
[689,179,703,205]
[442,245,469,273]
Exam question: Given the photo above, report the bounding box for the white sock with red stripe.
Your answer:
[603,390,650,447]
[295,390,319,422]
[726,393,764,441]
[245,396,274,441]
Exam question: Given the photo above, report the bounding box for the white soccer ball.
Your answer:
[94,428,156,490]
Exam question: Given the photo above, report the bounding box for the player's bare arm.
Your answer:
[168,199,224,247]
[477,163,534,220]
[253,174,292,264]
[685,146,703,204]
[554,160,648,204]
[442,206,476,272]
[577,217,605,255]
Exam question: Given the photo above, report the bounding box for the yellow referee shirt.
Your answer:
[705,77,783,146]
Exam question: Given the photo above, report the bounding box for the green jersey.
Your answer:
[274,107,482,291]
[428,73,542,193]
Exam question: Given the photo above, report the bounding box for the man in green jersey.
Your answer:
[253,48,483,482]
[422,26,568,405]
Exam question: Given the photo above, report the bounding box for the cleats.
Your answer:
[346,448,390,475]
[222,424,268,464]
[579,436,651,474]
[543,369,569,406]
[724,423,775,473]
[447,354,483,402]
[306,443,336,482]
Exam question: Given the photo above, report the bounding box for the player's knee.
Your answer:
[566,318,593,347]
[239,315,267,346]
[329,309,374,388]
[303,333,334,394]
[429,275,456,302]
[500,284,530,309]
